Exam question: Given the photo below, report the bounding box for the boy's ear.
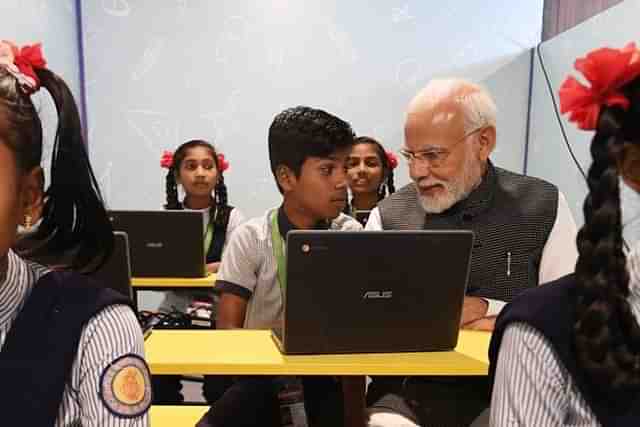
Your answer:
[276,165,297,193]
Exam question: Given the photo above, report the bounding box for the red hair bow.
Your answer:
[13,43,47,87]
[559,42,640,130]
[217,153,230,172]
[0,40,47,94]
[385,150,399,170]
[160,150,174,169]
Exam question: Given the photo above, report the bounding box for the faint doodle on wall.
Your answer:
[126,109,179,153]
[392,4,414,24]
[177,0,189,15]
[215,16,250,65]
[131,38,166,82]
[64,0,74,13]
[102,0,131,17]
[266,45,285,71]
[200,90,242,142]
[395,57,423,89]
[327,23,359,65]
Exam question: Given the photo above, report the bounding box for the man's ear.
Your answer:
[20,166,44,225]
[476,126,496,162]
[276,165,297,193]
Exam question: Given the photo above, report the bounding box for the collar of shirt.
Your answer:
[0,250,32,330]
[277,206,330,240]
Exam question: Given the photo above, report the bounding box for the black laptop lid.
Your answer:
[282,230,474,354]
[91,231,134,303]
[108,210,205,278]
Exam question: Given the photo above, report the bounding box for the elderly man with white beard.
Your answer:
[364,79,579,427]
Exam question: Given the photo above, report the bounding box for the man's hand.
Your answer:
[462,316,496,331]
[460,296,489,327]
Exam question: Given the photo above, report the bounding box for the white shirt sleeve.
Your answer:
[223,208,246,249]
[365,207,383,230]
[538,191,579,284]
[368,412,420,427]
[62,304,150,426]
[490,322,570,426]
[485,192,579,317]
[216,223,260,298]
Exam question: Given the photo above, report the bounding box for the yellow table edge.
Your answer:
[150,405,208,426]
[146,329,491,376]
[132,273,216,288]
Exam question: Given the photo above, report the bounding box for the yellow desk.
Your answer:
[132,274,216,289]
[150,405,208,427]
[145,330,490,427]
[145,329,489,376]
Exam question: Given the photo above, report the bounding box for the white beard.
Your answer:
[416,152,483,214]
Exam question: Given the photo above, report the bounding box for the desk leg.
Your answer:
[342,375,366,427]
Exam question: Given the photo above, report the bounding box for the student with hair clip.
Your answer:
[154,140,244,404]
[0,41,150,425]
[346,136,398,226]
[196,106,362,427]
[488,43,640,426]
[161,140,244,278]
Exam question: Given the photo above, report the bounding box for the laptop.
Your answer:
[90,231,156,339]
[91,231,134,304]
[272,230,474,355]
[108,210,205,278]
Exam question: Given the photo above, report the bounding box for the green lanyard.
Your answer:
[270,211,287,294]
[203,208,217,256]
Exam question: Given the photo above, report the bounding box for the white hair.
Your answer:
[409,78,497,133]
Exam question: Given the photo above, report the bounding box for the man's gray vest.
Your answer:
[378,162,559,302]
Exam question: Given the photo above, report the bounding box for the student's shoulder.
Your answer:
[331,213,363,231]
[227,206,247,228]
[82,303,142,347]
[228,209,275,244]
[227,206,244,220]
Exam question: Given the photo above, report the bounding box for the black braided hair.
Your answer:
[165,164,180,210]
[214,173,231,230]
[574,76,640,406]
[268,106,355,194]
[1,65,113,271]
[163,139,231,231]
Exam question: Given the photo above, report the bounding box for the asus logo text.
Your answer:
[362,291,392,299]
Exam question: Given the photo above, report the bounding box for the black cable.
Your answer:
[536,44,635,250]
[535,43,588,183]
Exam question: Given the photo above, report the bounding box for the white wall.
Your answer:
[527,0,640,224]
[0,0,82,179]
[81,0,543,218]
[482,50,534,173]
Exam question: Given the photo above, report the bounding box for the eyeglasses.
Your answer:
[399,127,485,169]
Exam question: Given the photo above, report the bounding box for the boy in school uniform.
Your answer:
[197,106,362,427]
